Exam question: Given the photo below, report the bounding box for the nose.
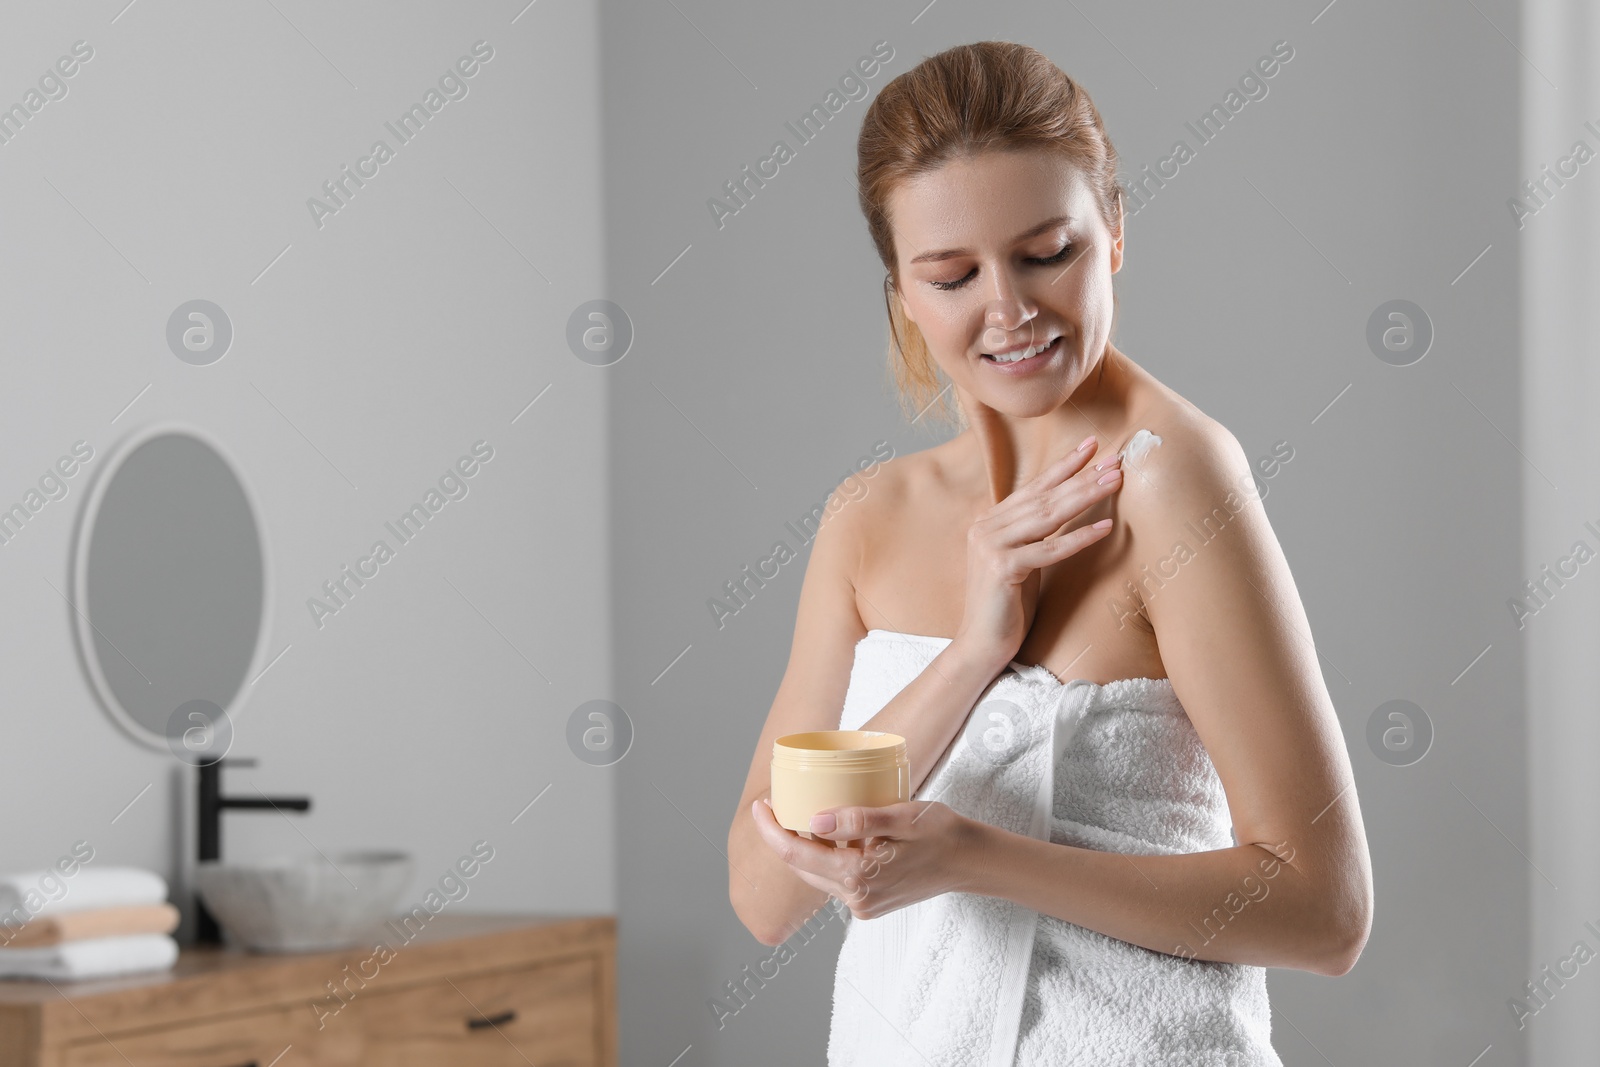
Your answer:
[981,266,1039,350]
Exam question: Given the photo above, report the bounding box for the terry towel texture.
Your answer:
[0,932,178,981]
[827,629,1280,1067]
[0,867,167,919]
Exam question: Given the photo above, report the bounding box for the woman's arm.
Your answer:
[728,471,1009,948]
[957,827,1353,974]
[956,416,1372,977]
[727,481,864,947]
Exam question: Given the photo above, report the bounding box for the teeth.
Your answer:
[988,337,1055,363]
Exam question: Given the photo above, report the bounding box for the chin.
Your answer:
[971,386,1073,419]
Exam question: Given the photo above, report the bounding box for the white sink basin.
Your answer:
[195,850,414,953]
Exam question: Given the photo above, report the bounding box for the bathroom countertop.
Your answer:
[0,911,615,1045]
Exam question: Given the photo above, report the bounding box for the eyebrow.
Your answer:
[908,214,1075,265]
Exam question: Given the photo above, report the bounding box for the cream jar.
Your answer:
[770,730,909,838]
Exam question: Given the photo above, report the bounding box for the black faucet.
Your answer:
[195,757,312,944]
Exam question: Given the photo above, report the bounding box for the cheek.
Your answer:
[906,293,970,348]
[935,303,977,342]
[1087,248,1118,301]
[1051,264,1111,326]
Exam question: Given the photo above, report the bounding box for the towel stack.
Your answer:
[0,867,179,981]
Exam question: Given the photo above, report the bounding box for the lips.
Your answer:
[981,335,1061,364]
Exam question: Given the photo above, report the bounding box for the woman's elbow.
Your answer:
[729,863,792,948]
[1314,930,1366,977]
[1313,890,1372,977]
[729,885,782,947]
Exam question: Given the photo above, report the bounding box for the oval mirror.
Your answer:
[72,425,270,752]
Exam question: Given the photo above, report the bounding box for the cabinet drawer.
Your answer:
[356,956,600,1066]
[60,1003,361,1067]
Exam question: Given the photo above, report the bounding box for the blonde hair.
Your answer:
[856,41,1124,429]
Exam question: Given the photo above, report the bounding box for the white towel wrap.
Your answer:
[826,629,1281,1066]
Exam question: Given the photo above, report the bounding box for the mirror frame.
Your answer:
[70,421,275,752]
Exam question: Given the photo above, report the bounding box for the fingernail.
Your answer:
[811,812,836,833]
[1076,434,1095,452]
[1097,467,1123,485]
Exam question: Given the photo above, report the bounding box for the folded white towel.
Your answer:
[0,867,167,921]
[0,932,178,980]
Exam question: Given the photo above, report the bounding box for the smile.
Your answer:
[980,335,1062,371]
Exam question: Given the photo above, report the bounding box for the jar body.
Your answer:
[770,731,909,833]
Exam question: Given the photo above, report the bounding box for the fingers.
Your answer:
[988,451,1121,551]
[751,797,797,850]
[1011,514,1116,571]
[752,798,849,868]
[1004,434,1103,503]
[806,803,910,844]
[974,439,1098,529]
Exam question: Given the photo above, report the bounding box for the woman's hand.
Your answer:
[750,797,978,920]
[956,435,1124,670]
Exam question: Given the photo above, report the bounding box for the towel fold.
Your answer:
[0,932,178,980]
[0,903,180,949]
[0,867,167,920]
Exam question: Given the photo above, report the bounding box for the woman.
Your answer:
[726,41,1372,1066]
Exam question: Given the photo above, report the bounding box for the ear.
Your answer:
[889,274,917,326]
[1109,195,1125,275]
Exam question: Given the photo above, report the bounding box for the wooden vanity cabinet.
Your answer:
[0,913,615,1067]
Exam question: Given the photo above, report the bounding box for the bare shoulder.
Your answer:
[834,436,961,544]
[1111,387,1256,523]
[1106,379,1293,672]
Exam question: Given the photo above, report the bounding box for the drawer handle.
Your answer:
[467,1008,517,1030]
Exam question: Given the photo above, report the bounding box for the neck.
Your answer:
[960,343,1124,505]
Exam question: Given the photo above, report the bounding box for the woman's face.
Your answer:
[887,148,1123,419]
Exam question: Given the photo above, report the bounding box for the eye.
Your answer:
[1034,242,1073,266]
[928,271,973,292]
[927,244,1074,292]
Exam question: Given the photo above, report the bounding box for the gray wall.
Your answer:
[0,0,1550,1065]
[0,0,612,937]
[608,1,1528,1065]
[1524,0,1600,1062]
